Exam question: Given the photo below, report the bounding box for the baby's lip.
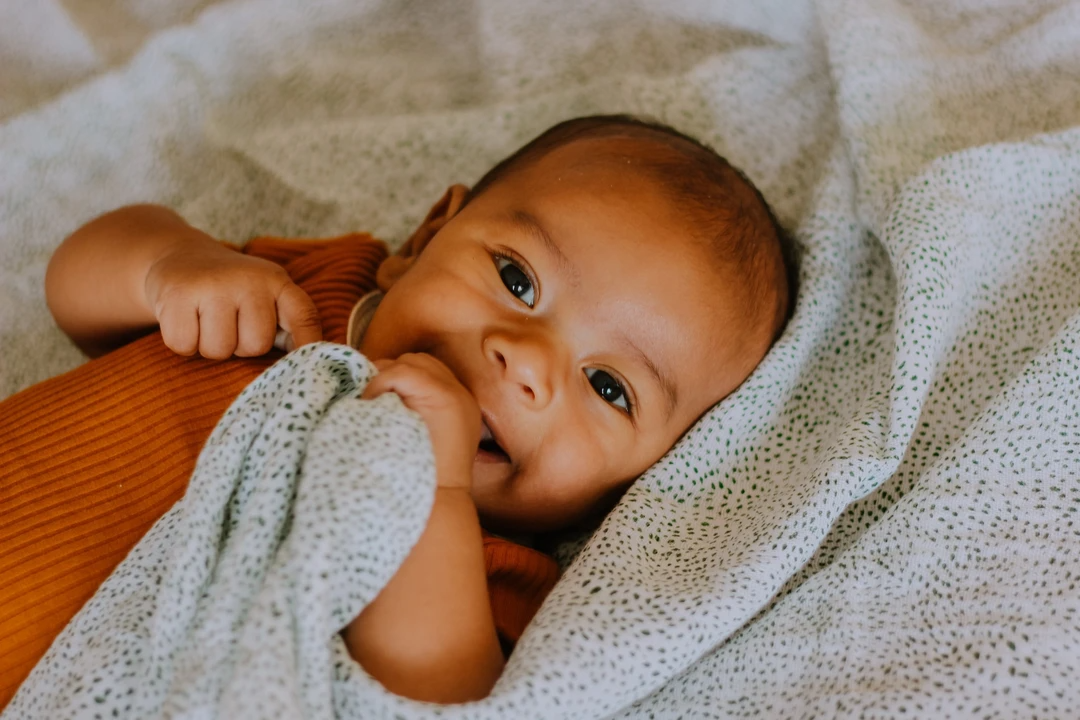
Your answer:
[478,412,513,465]
[480,418,495,443]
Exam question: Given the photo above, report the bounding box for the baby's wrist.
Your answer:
[144,226,220,276]
[127,206,213,279]
[433,462,474,492]
[140,230,225,313]
[434,485,473,501]
[431,438,477,493]
[433,484,478,512]
[430,486,480,526]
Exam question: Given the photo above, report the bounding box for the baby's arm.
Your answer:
[345,353,504,703]
[45,204,321,358]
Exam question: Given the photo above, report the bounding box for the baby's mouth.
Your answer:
[476,418,511,464]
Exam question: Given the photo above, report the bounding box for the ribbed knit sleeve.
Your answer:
[483,532,561,647]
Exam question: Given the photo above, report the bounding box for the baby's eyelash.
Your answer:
[491,249,539,308]
[585,367,635,418]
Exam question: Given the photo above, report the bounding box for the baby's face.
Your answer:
[362,138,771,533]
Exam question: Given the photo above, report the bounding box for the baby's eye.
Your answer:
[585,368,630,413]
[496,256,536,308]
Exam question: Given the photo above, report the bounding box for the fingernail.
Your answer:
[273,328,293,352]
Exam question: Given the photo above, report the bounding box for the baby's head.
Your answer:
[361,115,796,533]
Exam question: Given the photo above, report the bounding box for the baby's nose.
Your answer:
[484,331,556,408]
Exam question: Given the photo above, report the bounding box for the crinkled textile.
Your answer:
[3,0,1080,717]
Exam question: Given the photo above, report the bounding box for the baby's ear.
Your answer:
[376,184,469,292]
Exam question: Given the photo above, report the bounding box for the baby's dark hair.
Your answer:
[467,114,799,339]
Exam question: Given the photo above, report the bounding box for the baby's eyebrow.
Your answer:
[620,333,678,419]
[509,210,578,286]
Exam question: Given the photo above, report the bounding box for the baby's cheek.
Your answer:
[536,429,612,506]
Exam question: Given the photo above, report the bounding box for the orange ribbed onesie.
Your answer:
[0,234,558,708]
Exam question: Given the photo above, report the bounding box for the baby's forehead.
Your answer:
[529,134,700,189]
[515,137,755,247]
[498,140,709,236]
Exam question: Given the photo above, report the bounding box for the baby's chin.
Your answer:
[469,448,589,534]
[471,449,513,501]
[469,454,528,532]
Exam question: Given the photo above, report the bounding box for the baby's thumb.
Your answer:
[276,283,323,349]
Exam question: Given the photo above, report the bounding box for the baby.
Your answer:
[42,115,795,703]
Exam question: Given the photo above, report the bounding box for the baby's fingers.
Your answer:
[361,362,403,401]
[276,283,322,349]
[158,301,199,357]
[235,299,277,357]
[361,362,432,404]
[198,298,238,360]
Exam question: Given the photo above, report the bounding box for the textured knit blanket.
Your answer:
[3,0,1080,717]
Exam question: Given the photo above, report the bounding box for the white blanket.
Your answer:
[3,0,1080,717]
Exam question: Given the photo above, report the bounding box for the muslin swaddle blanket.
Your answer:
[6,343,441,717]
[3,0,1080,717]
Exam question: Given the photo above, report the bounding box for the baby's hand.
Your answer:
[144,238,322,359]
[361,353,481,491]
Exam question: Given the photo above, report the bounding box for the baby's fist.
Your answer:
[144,238,322,359]
[361,354,481,491]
